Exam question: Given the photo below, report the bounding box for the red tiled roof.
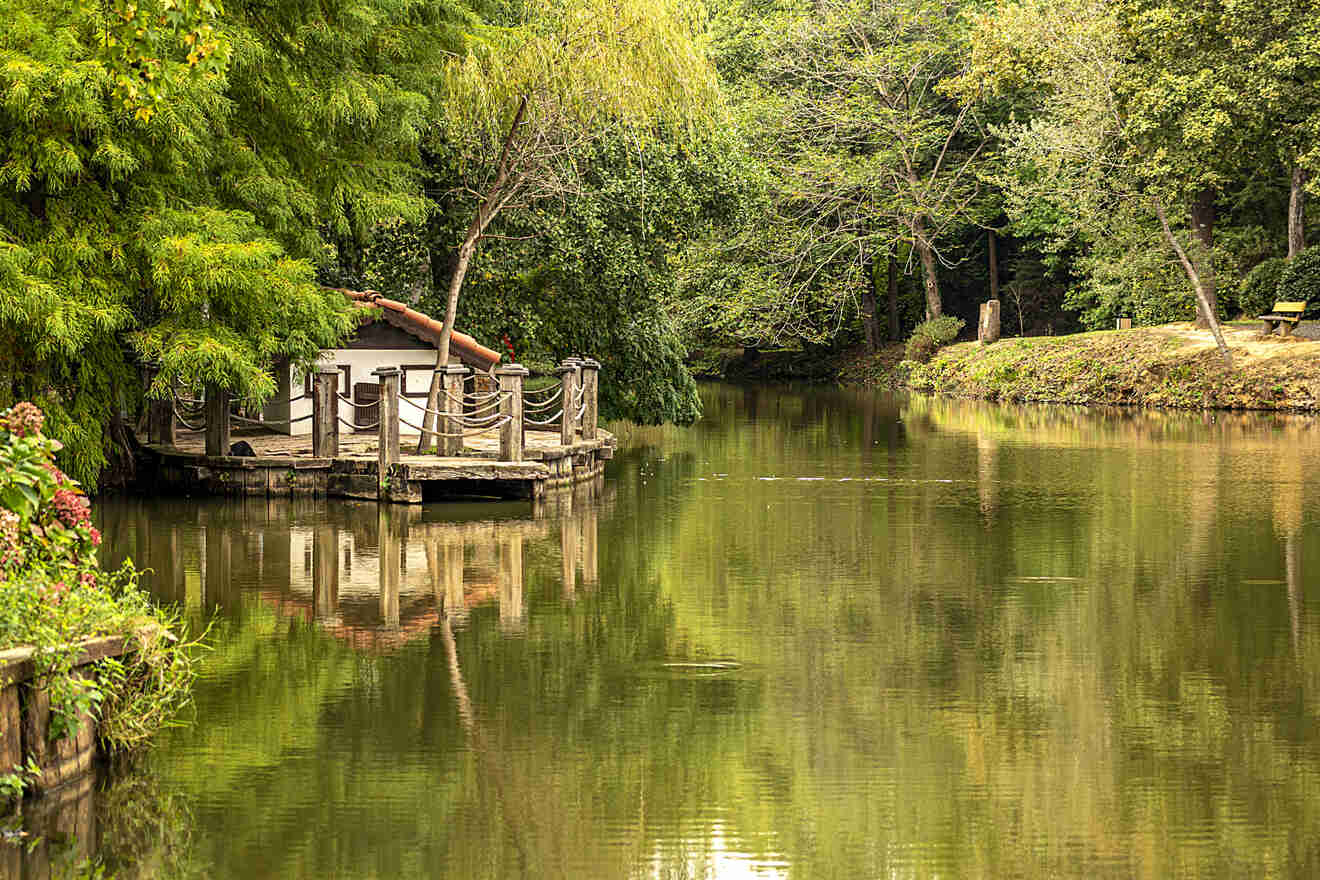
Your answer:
[329,288,501,371]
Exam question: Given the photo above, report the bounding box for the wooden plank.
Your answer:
[403,462,548,482]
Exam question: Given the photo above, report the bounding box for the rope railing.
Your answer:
[399,414,511,439]
[231,412,313,427]
[523,384,562,400]
[523,387,563,411]
[524,410,563,427]
[400,394,505,421]
[335,393,379,411]
[171,406,204,432]
[338,416,378,431]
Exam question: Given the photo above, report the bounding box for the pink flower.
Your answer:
[51,489,90,527]
[4,402,43,438]
[88,526,101,547]
[79,571,96,587]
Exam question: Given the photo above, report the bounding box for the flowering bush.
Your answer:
[0,403,199,793]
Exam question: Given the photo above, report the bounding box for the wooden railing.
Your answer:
[146,358,603,465]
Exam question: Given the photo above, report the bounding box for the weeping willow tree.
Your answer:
[416,0,720,447]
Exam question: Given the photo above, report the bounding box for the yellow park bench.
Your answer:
[1259,301,1307,336]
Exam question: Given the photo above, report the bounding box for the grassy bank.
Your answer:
[900,324,1320,411]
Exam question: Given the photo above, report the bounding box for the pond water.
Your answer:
[31,384,1320,877]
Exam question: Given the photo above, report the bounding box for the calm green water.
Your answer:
[28,384,1320,877]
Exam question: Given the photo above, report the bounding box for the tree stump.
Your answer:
[978,300,1001,344]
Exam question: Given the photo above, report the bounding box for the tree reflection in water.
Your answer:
[61,386,1320,878]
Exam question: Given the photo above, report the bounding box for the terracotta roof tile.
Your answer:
[327,288,501,371]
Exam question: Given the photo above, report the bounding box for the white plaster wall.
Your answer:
[261,349,439,436]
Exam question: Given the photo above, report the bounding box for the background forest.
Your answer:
[4,0,1320,484]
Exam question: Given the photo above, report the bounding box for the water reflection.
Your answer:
[65,386,1320,878]
[101,484,604,653]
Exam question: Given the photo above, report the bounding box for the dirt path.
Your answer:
[1152,322,1320,362]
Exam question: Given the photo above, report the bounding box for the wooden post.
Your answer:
[978,300,1001,345]
[374,367,401,499]
[1117,316,1133,330]
[144,362,176,446]
[557,361,578,446]
[440,364,468,456]
[312,367,339,458]
[204,384,230,457]
[580,358,599,441]
[497,364,529,462]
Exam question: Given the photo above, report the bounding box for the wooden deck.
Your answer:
[144,426,616,504]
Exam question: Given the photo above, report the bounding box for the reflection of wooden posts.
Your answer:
[442,535,466,623]
[312,367,340,458]
[581,506,598,587]
[204,384,230,456]
[580,358,599,440]
[561,501,578,599]
[374,367,401,498]
[440,364,468,456]
[379,507,400,629]
[203,525,230,607]
[557,361,578,445]
[313,525,339,621]
[497,364,529,461]
[164,527,185,604]
[499,533,525,632]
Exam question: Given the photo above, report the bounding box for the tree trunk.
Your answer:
[861,258,880,353]
[911,218,942,319]
[1289,166,1307,258]
[418,229,479,451]
[1189,189,1216,328]
[1155,197,1232,369]
[988,229,999,302]
[887,257,900,342]
[417,96,528,452]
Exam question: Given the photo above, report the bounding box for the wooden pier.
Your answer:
[141,358,615,503]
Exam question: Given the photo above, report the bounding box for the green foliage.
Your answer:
[364,131,752,424]
[0,0,472,484]
[905,316,965,362]
[1238,257,1288,318]
[0,403,199,782]
[677,0,989,347]
[1277,247,1320,316]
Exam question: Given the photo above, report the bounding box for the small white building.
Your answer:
[262,289,502,435]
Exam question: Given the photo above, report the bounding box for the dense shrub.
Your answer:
[1237,257,1287,318]
[0,403,198,796]
[904,316,966,363]
[1277,247,1320,318]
